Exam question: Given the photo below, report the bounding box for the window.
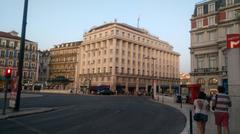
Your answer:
[226,0,234,6]
[121,67,124,73]
[116,49,119,55]
[103,67,106,73]
[98,68,100,73]
[208,3,215,13]
[1,50,5,57]
[8,61,13,66]
[208,16,215,26]
[127,68,130,74]
[1,40,6,46]
[122,59,125,64]
[197,57,204,68]
[196,19,203,28]
[197,6,203,16]
[122,32,125,36]
[0,59,5,65]
[122,50,125,55]
[196,32,204,42]
[208,30,216,41]
[109,67,112,73]
[209,56,217,68]
[225,25,234,34]
[226,10,236,20]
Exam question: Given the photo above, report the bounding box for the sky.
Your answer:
[0,0,200,73]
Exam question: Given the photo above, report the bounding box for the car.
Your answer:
[97,89,114,95]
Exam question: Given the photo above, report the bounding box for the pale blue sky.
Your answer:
[0,0,200,73]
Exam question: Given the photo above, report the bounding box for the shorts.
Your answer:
[214,112,229,127]
[194,113,208,122]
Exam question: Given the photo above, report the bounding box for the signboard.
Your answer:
[227,34,240,49]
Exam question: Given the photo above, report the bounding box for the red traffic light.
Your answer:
[5,68,12,78]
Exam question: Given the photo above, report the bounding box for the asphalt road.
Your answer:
[0,94,186,134]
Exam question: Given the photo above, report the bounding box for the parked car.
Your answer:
[97,89,114,95]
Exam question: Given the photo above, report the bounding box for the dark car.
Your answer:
[97,89,114,95]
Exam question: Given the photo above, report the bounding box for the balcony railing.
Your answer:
[192,68,219,75]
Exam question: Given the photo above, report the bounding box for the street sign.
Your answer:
[227,34,240,49]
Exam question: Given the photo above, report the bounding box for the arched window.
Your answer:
[209,78,218,85]
[197,78,205,85]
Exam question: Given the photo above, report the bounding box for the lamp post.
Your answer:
[15,0,28,111]
[144,56,157,99]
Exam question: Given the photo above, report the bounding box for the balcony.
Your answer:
[191,68,219,76]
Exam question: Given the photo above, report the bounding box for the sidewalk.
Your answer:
[0,107,55,120]
[154,95,215,134]
[0,93,42,99]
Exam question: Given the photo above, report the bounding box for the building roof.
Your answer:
[193,0,240,17]
[88,22,149,34]
[0,31,35,43]
[53,41,82,49]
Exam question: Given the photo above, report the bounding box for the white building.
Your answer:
[76,22,180,95]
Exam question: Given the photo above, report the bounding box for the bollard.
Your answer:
[189,110,193,134]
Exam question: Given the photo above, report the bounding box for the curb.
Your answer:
[0,107,55,120]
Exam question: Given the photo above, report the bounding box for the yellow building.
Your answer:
[49,41,81,89]
[77,22,180,94]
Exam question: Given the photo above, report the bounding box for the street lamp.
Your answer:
[144,56,157,99]
[15,0,28,111]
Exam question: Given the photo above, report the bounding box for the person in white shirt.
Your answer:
[194,91,209,134]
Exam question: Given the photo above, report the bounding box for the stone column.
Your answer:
[227,48,240,133]
[111,39,117,92]
[218,48,223,86]
[136,78,139,94]
[125,81,129,94]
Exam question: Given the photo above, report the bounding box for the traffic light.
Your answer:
[5,68,12,78]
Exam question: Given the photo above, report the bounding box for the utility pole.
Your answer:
[14,0,29,111]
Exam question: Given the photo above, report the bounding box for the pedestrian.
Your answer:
[193,91,209,134]
[212,86,231,134]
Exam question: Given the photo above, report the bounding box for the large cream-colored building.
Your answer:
[76,22,180,94]
[190,0,240,93]
[49,41,81,89]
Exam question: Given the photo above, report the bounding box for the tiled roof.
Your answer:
[0,31,34,43]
